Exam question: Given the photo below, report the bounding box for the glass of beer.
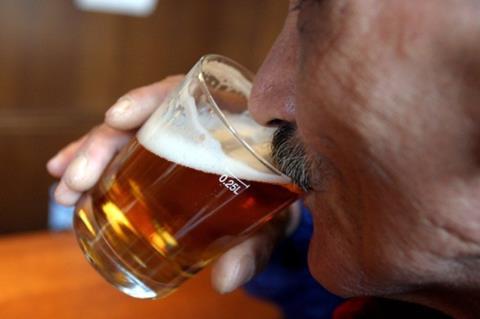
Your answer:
[73,54,300,299]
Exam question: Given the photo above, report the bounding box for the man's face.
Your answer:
[249,0,480,298]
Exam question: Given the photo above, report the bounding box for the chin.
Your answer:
[307,228,362,298]
[304,194,366,298]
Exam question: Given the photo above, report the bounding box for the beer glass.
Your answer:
[74,54,300,299]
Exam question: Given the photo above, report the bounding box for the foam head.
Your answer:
[137,58,290,185]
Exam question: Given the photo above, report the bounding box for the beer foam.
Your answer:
[137,86,289,185]
[202,60,252,97]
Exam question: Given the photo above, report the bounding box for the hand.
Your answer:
[46,75,300,294]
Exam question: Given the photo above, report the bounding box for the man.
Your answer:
[47,0,480,317]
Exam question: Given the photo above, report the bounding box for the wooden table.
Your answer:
[0,232,281,319]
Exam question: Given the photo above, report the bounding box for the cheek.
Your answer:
[294,0,471,299]
[298,104,430,296]
[305,167,440,297]
[295,87,368,296]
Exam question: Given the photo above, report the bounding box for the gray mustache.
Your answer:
[271,123,313,192]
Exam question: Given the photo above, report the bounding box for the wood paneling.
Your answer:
[0,0,287,234]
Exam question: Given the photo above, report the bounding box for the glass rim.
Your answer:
[197,54,289,180]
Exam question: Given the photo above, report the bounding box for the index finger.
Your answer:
[105,75,184,130]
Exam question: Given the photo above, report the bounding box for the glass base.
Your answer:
[73,195,179,299]
[78,234,159,299]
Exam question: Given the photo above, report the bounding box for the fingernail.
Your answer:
[106,98,132,119]
[66,154,89,184]
[219,255,256,294]
[54,183,80,206]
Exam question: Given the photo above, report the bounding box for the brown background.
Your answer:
[0,0,287,234]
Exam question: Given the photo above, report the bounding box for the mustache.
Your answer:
[271,123,313,192]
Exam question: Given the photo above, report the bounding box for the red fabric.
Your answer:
[332,297,451,319]
[333,298,374,319]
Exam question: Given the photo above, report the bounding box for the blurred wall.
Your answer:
[0,0,287,234]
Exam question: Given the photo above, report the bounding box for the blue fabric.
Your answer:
[48,183,74,231]
[244,204,343,319]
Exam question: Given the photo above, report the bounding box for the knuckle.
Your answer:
[88,124,118,145]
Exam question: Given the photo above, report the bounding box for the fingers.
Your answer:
[211,203,303,294]
[211,213,290,294]
[54,125,133,206]
[211,234,273,294]
[47,136,86,178]
[105,75,184,130]
[49,75,184,206]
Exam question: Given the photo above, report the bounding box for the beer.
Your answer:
[75,139,298,298]
[73,54,300,299]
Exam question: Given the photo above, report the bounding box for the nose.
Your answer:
[249,13,298,127]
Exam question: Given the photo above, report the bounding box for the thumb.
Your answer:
[211,232,275,294]
[211,203,301,294]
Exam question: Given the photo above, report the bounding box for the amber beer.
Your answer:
[74,139,298,298]
[73,54,300,299]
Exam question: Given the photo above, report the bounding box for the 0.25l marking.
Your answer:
[219,174,248,195]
